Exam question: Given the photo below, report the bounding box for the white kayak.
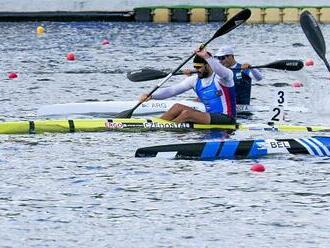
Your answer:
[37,100,309,117]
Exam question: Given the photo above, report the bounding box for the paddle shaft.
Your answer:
[322,58,330,72]
[231,60,304,71]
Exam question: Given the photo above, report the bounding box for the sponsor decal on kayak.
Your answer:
[104,121,190,129]
[105,122,146,128]
[263,139,291,153]
[236,104,250,112]
[256,140,291,149]
[144,122,191,129]
[141,102,168,109]
[255,141,267,150]
[269,141,290,148]
[105,122,124,128]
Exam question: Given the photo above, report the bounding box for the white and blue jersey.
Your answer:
[194,74,236,117]
[151,57,236,117]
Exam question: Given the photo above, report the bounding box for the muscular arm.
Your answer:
[151,76,196,100]
[206,57,234,87]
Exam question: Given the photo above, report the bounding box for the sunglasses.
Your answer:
[215,55,227,61]
[193,65,203,70]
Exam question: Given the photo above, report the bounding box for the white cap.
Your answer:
[215,46,234,57]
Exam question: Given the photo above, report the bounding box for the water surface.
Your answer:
[0,21,329,247]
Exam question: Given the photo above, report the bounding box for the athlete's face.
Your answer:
[217,55,234,67]
[194,64,209,78]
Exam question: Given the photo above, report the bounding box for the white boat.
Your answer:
[37,100,309,117]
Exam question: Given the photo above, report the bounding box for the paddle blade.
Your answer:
[300,11,326,59]
[300,11,330,71]
[127,68,169,82]
[115,108,134,118]
[127,68,196,82]
[212,9,251,39]
[254,60,304,71]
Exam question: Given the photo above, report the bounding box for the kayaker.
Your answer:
[215,45,262,105]
[139,48,236,124]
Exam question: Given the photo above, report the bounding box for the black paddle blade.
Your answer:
[300,11,326,59]
[255,60,304,71]
[300,11,330,71]
[127,68,169,82]
[212,9,251,39]
[115,108,134,118]
[127,68,192,82]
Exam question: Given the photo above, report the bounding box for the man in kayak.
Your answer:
[215,45,262,105]
[139,48,236,124]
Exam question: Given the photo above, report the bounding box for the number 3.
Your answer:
[277,91,285,104]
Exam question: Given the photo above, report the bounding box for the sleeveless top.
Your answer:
[194,74,236,117]
[231,63,252,105]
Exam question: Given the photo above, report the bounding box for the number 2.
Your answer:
[271,107,281,121]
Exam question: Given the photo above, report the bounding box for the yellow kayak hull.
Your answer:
[0,117,329,134]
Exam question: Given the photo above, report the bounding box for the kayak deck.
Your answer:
[0,117,329,134]
[37,100,309,117]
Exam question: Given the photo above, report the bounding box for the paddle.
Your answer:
[127,68,197,82]
[249,59,304,71]
[129,59,304,82]
[300,10,330,72]
[116,8,251,118]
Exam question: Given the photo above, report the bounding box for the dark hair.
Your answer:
[193,55,207,64]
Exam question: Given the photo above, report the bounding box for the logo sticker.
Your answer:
[105,122,123,129]
[144,122,191,129]
[269,141,290,149]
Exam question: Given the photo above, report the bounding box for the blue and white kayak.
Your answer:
[37,100,309,117]
[135,136,330,160]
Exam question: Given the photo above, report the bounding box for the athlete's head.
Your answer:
[215,45,235,67]
[193,55,210,78]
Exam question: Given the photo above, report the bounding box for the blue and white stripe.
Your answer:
[296,137,330,156]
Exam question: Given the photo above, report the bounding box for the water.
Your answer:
[0,21,330,247]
